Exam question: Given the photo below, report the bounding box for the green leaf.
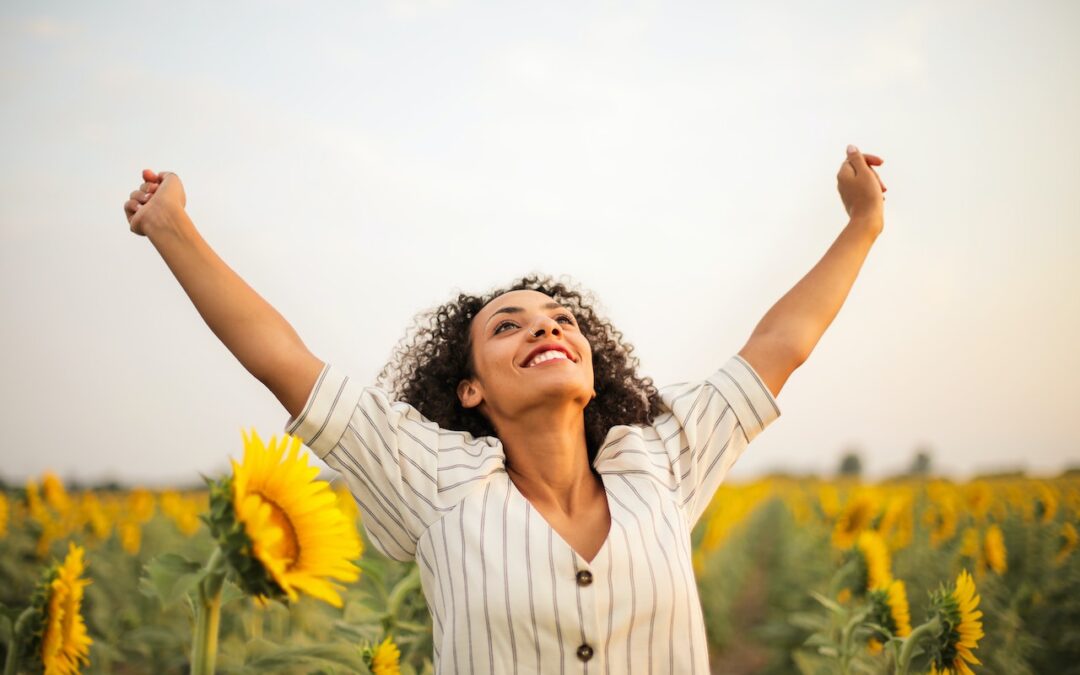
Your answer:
[788,611,830,632]
[240,638,372,673]
[342,602,387,626]
[387,566,421,617]
[394,619,431,634]
[355,557,387,587]
[809,590,846,614]
[140,553,207,608]
[802,633,836,649]
[0,613,12,646]
[332,621,384,645]
[220,579,246,607]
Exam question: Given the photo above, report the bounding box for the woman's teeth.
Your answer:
[527,351,569,367]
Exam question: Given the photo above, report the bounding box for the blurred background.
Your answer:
[3,3,1080,674]
[2,0,1078,484]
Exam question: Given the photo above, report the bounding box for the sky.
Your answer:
[1,0,1078,486]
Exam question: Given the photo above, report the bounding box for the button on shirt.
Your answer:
[284,354,781,674]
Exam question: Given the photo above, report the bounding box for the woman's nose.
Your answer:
[531,316,561,336]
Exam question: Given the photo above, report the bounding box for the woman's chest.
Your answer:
[415,472,697,624]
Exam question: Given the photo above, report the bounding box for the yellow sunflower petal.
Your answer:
[41,543,92,675]
[230,430,363,606]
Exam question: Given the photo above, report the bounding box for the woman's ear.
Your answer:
[458,378,482,409]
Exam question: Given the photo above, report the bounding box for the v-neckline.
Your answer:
[506,470,614,566]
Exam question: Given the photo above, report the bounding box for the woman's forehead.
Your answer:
[480,289,557,313]
[472,290,560,332]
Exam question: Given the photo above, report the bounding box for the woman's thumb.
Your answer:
[846,144,868,173]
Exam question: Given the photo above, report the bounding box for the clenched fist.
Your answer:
[124,169,187,237]
[837,145,886,223]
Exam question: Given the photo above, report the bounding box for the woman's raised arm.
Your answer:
[736,146,887,398]
[124,169,323,420]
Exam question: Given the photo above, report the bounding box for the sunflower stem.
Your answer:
[3,607,33,675]
[192,548,227,675]
[896,615,940,675]
[839,605,870,675]
[249,602,263,640]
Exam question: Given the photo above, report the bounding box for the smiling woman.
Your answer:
[374,273,666,467]
[283,271,782,674]
[129,145,884,672]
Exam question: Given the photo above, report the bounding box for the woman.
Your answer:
[123,145,886,673]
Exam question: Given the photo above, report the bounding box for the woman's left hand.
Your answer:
[838,145,887,222]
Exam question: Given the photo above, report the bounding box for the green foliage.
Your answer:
[3,476,1079,674]
[203,476,286,602]
[218,638,372,674]
[140,553,206,608]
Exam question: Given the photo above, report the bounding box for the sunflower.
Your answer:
[875,493,913,551]
[867,579,912,652]
[983,524,1007,575]
[958,527,979,563]
[927,569,984,675]
[207,429,362,607]
[1031,482,1057,524]
[127,488,156,523]
[1056,522,1078,566]
[856,530,893,591]
[818,483,841,519]
[77,493,111,542]
[42,472,71,513]
[832,492,878,550]
[118,521,142,555]
[0,491,8,539]
[924,499,958,548]
[34,542,93,675]
[880,580,911,636]
[362,635,402,675]
[962,481,992,522]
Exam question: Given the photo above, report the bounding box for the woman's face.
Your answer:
[458,289,595,421]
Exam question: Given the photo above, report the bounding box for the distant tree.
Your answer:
[909,446,933,477]
[838,449,863,478]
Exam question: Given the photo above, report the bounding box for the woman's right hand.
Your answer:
[124,168,187,237]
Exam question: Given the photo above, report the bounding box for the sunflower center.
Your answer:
[260,493,301,567]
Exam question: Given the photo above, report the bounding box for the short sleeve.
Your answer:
[284,362,504,562]
[652,354,781,530]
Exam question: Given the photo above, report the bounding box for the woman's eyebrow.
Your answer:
[484,302,563,329]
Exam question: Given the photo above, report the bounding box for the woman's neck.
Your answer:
[497,407,597,517]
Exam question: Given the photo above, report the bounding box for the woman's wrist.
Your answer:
[145,204,195,241]
[847,210,884,239]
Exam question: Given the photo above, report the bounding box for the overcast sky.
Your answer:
[2,0,1078,486]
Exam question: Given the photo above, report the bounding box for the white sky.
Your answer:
[2,0,1078,486]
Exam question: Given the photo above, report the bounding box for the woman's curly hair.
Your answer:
[374,273,665,467]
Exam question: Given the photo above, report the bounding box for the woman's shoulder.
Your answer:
[592,423,670,473]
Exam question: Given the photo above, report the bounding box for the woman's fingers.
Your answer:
[858,152,887,191]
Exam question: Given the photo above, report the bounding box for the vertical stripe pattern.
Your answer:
[283,353,781,674]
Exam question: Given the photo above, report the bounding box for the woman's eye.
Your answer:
[494,314,574,335]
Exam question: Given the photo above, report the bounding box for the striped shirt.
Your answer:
[284,353,781,674]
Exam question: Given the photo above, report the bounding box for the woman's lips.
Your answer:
[527,356,572,368]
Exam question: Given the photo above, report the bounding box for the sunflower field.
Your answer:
[1,432,1078,674]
